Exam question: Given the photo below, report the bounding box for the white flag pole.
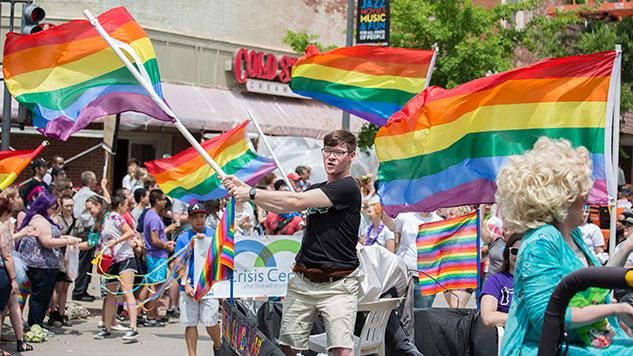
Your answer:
[424,47,438,89]
[609,45,622,256]
[83,10,226,177]
[247,110,294,190]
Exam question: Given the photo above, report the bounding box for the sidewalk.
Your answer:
[1,278,218,356]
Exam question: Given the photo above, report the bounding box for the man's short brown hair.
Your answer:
[323,130,356,153]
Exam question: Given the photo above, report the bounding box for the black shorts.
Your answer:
[56,271,72,283]
[106,257,138,279]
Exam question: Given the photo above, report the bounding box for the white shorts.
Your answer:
[179,292,220,327]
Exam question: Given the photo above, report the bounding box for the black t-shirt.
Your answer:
[295,176,361,270]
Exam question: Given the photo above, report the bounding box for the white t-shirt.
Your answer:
[395,212,443,271]
[615,241,633,267]
[235,202,255,235]
[361,223,394,249]
[579,223,605,255]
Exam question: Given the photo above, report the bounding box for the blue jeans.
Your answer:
[412,276,435,308]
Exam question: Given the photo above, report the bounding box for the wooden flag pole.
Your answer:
[83,9,226,178]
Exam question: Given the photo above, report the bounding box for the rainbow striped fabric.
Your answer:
[0,143,46,190]
[417,211,478,295]
[377,51,616,216]
[145,120,276,204]
[194,197,235,301]
[2,7,173,141]
[290,45,435,126]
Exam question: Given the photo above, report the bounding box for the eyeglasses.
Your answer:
[321,148,348,158]
[509,247,519,256]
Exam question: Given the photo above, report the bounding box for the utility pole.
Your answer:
[342,0,354,130]
[1,1,17,150]
[0,0,39,150]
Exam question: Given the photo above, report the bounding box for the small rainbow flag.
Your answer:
[194,197,235,301]
[145,120,276,204]
[290,45,435,126]
[417,211,478,295]
[0,143,46,190]
[2,7,173,141]
[377,51,616,216]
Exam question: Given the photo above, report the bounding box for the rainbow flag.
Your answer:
[290,45,436,126]
[377,51,616,216]
[145,120,276,203]
[417,211,478,295]
[2,7,173,141]
[0,143,46,190]
[194,197,235,301]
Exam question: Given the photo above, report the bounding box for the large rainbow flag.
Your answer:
[417,211,478,295]
[194,197,235,301]
[145,120,276,204]
[377,51,617,216]
[2,7,173,141]
[0,143,46,190]
[290,45,435,126]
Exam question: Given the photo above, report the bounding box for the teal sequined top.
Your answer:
[501,224,633,355]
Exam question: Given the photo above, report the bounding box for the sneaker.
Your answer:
[61,315,72,327]
[111,324,131,332]
[141,319,165,327]
[94,330,111,340]
[47,311,62,328]
[122,330,139,342]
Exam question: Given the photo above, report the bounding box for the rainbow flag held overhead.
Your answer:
[0,143,47,191]
[2,7,173,141]
[145,120,276,204]
[417,211,478,295]
[194,197,235,301]
[377,51,617,216]
[290,45,436,126]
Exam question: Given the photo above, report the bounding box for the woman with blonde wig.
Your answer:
[499,137,633,355]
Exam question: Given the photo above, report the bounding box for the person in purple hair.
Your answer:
[17,192,81,328]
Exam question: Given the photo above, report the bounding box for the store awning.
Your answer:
[1,82,366,139]
[121,82,365,138]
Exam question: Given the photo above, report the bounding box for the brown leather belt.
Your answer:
[292,263,354,283]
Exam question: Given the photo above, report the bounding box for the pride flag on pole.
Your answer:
[290,45,436,126]
[194,197,235,301]
[377,51,618,216]
[417,211,478,295]
[145,120,276,204]
[0,143,46,190]
[2,7,173,141]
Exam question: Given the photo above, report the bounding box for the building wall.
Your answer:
[0,1,347,100]
[9,133,103,187]
[21,0,347,50]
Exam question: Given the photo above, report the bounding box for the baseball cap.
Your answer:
[287,172,301,181]
[31,157,47,169]
[188,202,208,215]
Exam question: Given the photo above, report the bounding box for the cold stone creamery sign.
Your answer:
[210,235,302,297]
[232,48,303,98]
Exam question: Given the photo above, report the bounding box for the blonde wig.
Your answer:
[495,137,593,233]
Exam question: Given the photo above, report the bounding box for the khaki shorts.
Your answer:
[278,273,359,350]
[179,292,219,327]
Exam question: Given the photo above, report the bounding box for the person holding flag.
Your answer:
[223,130,361,356]
[174,202,221,355]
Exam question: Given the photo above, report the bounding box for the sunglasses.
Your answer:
[509,247,519,256]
